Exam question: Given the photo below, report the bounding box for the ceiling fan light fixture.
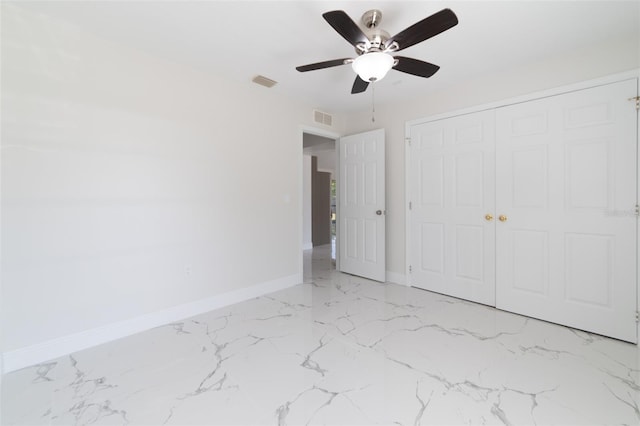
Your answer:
[351,52,394,82]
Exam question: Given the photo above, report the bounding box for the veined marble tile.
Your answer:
[3,245,640,425]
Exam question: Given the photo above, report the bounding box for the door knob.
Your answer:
[499,215,508,222]
[376,210,383,216]
[485,214,494,221]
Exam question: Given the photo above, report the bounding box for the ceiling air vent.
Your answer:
[252,75,277,88]
[313,110,333,127]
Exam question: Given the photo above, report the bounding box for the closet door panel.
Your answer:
[409,110,496,306]
[495,79,637,342]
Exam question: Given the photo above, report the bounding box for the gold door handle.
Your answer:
[499,215,508,222]
[485,214,493,221]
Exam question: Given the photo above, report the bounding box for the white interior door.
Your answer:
[408,110,496,305]
[338,129,386,282]
[495,79,638,342]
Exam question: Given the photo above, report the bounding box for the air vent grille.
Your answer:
[313,110,333,127]
[252,75,277,88]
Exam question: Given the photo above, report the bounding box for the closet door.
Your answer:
[495,79,638,342]
[409,110,496,306]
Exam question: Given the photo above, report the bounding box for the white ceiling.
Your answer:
[16,1,640,114]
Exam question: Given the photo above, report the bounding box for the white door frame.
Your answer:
[636,76,640,345]
[299,125,341,278]
[405,69,640,342]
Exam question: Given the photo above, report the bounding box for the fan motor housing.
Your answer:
[357,10,391,54]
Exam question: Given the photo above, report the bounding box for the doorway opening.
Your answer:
[302,132,337,261]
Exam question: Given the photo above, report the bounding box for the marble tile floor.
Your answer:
[3,245,640,425]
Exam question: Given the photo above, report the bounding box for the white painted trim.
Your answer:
[300,125,341,141]
[636,78,640,346]
[302,242,313,250]
[2,274,301,373]
[335,138,341,271]
[406,69,640,127]
[386,271,407,286]
[405,124,413,288]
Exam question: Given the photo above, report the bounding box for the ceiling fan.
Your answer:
[296,8,458,94]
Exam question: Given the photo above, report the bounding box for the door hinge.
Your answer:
[635,311,639,323]
[405,137,412,146]
[636,204,640,217]
[629,96,640,111]
[409,265,413,273]
[409,201,412,210]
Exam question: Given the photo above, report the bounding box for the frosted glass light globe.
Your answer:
[351,52,394,82]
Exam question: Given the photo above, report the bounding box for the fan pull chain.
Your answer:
[371,83,376,122]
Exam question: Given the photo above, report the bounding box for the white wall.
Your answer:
[302,155,312,250]
[314,150,335,175]
[0,4,338,360]
[344,35,640,277]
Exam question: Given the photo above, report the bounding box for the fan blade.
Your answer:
[393,56,440,78]
[388,8,458,52]
[351,75,369,94]
[296,58,351,72]
[323,10,369,47]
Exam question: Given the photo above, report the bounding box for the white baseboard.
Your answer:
[386,271,407,286]
[2,273,301,374]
